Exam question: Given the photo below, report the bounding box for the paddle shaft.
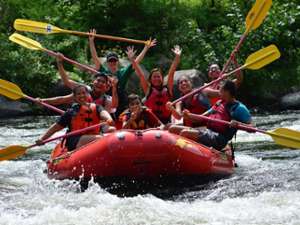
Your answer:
[0,81,64,114]
[27,122,105,149]
[42,48,98,74]
[172,66,244,105]
[63,29,148,45]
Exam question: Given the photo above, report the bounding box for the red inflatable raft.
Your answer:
[47,129,234,182]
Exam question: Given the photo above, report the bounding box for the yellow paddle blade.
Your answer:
[14,19,63,35]
[0,79,24,100]
[9,33,43,51]
[0,145,27,162]
[267,128,300,149]
[246,0,272,32]
[244,44,280,70]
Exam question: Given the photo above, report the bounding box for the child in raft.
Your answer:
[36,85,114,151]
[125,45,182,124]
[120,94,162,130]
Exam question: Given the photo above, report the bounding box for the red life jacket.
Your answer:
[182,93,209,127]
[120,107,152,130]
[70,103,101,134]
[207,100,231,134]
[210,97,221,106]
[144,86,171,123]
[87,93,107,108]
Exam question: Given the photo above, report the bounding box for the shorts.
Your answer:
[198,129,227,150]
[65,135,81,151]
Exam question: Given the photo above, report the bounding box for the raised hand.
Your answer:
[146,38,157,49]
[126,46,137,61]
[111,77,119,88]
[172,45,182,56]
[89,29,96,42]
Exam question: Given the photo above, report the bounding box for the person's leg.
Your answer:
[180,128,203,141]
[76,135,102,148]
[168,125,189,135]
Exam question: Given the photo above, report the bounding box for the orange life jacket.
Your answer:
[182,93,210,127]
[70,103,101,134]
[120,107,152,130]
[144,86,171,124]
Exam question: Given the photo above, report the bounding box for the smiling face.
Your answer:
[208,64,221,80]
[73,86,89,105]
[107,59,119,74]
[178,76,193,95]
[129,99,142,113]
[149,70,163,87]
[92,76,108,94]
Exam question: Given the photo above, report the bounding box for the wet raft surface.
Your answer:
[0,113,300,225]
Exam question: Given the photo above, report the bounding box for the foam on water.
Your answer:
[1,114,300,225]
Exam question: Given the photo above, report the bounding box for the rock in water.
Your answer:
[280,92,300,109]
[0,96,32,118]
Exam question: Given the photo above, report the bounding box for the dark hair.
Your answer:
[72,85,88,96]
[148,68,163,82]
[94,72,109,82]
[106,52,119,61]
[128,94,141,104]
[221,80,236,97]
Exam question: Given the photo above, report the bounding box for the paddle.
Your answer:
[221,0,272,73]
[0,79,64,114]
[0,123,105,162]
[14,19,149,45]
[172,44,280,105]
[9,33,98,74]
[185,114,300,149]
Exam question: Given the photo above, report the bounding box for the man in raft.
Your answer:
[120,94,162,130]
[173,80,251,151]
[125,45,182,124]
[89,29,157,116]
[36,85,114,151]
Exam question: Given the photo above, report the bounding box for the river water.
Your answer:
[0,112,299,225]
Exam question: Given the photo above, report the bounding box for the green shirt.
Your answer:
[99,64,134,90]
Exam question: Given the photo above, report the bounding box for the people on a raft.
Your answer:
[126,45,182,124]
[38,54,118,115]
[205,61,243,106]
[166,75,216,132]
[89,29,157,116]
[36,85,114,151]
[171,80,251,151]
[120,94,162,130]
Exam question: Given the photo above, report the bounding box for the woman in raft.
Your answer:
[36,85,114,151]
[120,94,162,130]
[126,45,182,124]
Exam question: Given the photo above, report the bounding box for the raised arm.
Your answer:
[135,38,157,64]
[88,29,101,71]
[56,53,79,90]
[38,94,73,106]
[167,45,182,97]
[110,77,119,110]
[126,46,148,94]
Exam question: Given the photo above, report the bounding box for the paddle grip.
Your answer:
[25,95,65,114]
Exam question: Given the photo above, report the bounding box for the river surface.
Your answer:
[0,112,300,225]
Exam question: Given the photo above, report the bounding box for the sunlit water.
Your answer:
[0,113,300,225]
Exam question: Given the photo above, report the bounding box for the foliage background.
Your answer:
[0,0,299,109]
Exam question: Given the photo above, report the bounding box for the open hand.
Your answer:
[172,45,182,56]
[126,46,137,61]
[146,38,157,48]
[89,29,96,41]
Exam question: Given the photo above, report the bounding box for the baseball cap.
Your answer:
[106,52,119,62]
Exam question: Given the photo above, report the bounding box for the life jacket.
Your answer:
[210,97,221,106]
[182,93,210,127]
[144,86,171,124]
[87,92,107,108]
[69,103,101,134]
[207,100,239,134]
[120,107,151,130]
